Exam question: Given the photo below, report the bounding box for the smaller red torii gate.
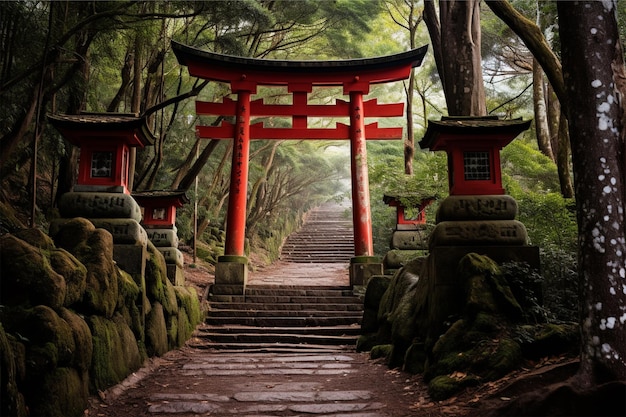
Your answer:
[173,42,427,293]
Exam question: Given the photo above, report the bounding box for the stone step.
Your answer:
[195,332,357,345]
[206,309,362,318]
[210,302,362,311]
[187,341,353,353]
[211,294,361,304]
[196,324,361,335]
[205,316,362,327]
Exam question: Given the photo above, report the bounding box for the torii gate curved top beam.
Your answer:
[172,41,428,91]
[173,41,428,290]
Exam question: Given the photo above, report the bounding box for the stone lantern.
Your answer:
[382,193,435,273]
[132,190,189,285]
[48,113,155,278]
[419,116,531,196]
[418,115,540,338]
[48,113,154,194]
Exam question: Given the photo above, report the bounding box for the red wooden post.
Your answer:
[349,91,374,256]
[224,90,252,256]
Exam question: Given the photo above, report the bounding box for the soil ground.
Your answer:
[84,251,580,417]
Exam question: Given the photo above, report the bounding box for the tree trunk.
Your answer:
[485,0,566,108]
[556,111,574,198]
[437,0,486,116]
[532,59,555,161]
[558,1,626,385]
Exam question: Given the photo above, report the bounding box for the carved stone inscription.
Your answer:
[59,192,142,222]
[431,220,528,247]
[436,195,518,222]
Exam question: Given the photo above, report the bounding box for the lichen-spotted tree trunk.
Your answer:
[424,0,486,116]
[558,1,626,385]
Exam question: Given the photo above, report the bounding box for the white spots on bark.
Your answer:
[596,302,603,311]
[600,317,616,330]
[601,0,615,12]
[620,313,626,324]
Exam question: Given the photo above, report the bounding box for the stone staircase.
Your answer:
[190,285,362,353]
[280,202,354,263]
[190,202,362,353]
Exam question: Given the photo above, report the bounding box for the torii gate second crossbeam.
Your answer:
[173,41,428,293]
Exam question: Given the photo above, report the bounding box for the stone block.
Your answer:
[166,264,185,286]
[436,195,518,222]
[214,256,248,295]
[59,192,142,222]
[113,244,147,276]
[430,220,528,247]
[73,184,126,193]
[390,229,429,250]
[146,228,179,248]
[349,256,383,287]
[89,219,148,246]
[157,247,184,268]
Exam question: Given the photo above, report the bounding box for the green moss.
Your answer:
[356,333,379,352]
[145,302,168,357]
[26,367,89,417]
[370,344,393,360]
[87,315,141,392]
[428,373,480,401]
[483,338,522,380]
[174,286,202,330]
[145,242,167,303]
[58,308,93,372]
[50,248,87,307]
[0,234,66,309]
[0,324,28,417]
[404,342,427,374]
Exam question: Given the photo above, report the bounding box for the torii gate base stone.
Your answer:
[173,42,427,294]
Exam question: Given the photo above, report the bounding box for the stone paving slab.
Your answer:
[89,348,422,417]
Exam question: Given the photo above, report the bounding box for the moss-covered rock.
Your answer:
[13,228,55,250]
[370,344,393,360]
[50,248,87,307]
[428,373,481,401]
[404,342,427,374]
[145,302,168,357]
[87,314,142,391]
[58,308,93,373]
[516,322,580,359]
[0,234,67,309]
[174,286,202,337]
[361,275,391,334]
[1,324,28,417]
[356,333,380,352]
[26,367,89,417]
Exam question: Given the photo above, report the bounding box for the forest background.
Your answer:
[1,0,624,325]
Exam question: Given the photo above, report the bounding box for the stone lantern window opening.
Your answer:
[152,207,167,220]
[91,151,114,178]
[463,150,491,181]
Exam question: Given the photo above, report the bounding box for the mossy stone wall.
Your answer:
[0,221,204,417]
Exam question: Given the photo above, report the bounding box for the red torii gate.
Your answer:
[173,41,427,292]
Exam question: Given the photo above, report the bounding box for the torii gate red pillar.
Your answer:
[172,41,428,293]
[225,90,251,256]
[349,91,374,256]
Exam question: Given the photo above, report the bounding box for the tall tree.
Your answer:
[384,0,424,175]
[424,0,487,116]
[485,0,574,198]
[558,1,626,385]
